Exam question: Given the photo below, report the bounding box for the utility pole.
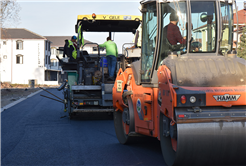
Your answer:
[0,0,4,39]
[0,8,3,39]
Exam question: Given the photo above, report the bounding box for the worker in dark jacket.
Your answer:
[167,12,186,45]
[63,36,78,61]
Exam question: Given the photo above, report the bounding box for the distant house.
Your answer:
[233,9,246,48]
[0,28,58,85]
[44,36,67,83]
[191,9,246,51]
[233,8,246,26]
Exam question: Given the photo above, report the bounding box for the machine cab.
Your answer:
[139,0,238,85]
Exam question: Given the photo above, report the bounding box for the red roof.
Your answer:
[234,9,246,24]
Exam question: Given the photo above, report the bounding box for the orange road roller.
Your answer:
[112,0,246,165]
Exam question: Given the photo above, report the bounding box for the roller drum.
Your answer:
[174,122,246,165]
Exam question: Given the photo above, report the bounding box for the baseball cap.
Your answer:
[170,12,179,21]
[72,35,77,40]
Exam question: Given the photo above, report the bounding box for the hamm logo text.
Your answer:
[213,94,240,102]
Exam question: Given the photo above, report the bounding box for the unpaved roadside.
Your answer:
[1,88,41,108]
[1,82,59,108]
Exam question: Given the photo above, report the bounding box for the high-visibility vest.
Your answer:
[78,25,84,46]
[68,40,77,59]
[99,40,118,57]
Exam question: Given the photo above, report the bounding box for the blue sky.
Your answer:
[16,0,141,52]
[15,0,245,52]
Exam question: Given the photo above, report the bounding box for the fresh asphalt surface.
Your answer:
[1,88,165,166]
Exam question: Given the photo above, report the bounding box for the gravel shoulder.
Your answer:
[1,88,42,108]
[1,82,59,108]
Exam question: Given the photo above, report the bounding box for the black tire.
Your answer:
[159,113,176,166]
[122,91,133,105]
[114,97,135,144]
[69,112,76,119]
[120,56,126,71]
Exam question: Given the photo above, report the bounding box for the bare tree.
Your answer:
[238,25,246,60]
[0,0,21,28]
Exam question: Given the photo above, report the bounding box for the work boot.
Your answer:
[107,77,114,81]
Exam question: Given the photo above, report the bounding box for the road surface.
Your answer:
[1,88,165,166]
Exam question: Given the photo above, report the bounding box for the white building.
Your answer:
[0,28,58,85]
[0,29,106,86]
[44,36,66,83]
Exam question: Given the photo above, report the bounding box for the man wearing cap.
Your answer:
[71,35,78,49]
[99,37,118,81]
[63,35,78,61]
[159,12,186,62]
[167,12,186,45]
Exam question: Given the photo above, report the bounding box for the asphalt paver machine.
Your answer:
[113,0,246,165]
[58,14,142,117]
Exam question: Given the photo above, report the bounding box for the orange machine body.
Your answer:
[113,65,246,141]
[113,68,159,138]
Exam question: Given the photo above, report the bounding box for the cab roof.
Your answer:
[76,14,142,33]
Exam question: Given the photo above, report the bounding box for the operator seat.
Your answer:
[77,51,90,62]
[161,25,185,57]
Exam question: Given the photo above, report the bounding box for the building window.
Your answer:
[45,55,51,65]
[51,48,57,55]
[48,42,50,51]
[93,47,104,52]
[48,57,51,65]
[46,41,51,51]
[58,50,63,55]
[16,40,23,50]
[3,41,6,45]
[51,59,57,66]
[16,54,23,64]
[93,47,98,51]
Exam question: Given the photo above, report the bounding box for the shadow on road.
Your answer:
[69,112,114,120]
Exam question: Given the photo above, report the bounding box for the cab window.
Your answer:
[190,1,217,53]
[141,2,157,82]
[219,2,233,55]
[157,2,187,68]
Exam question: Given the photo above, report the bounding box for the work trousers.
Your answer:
[106,55,117,78]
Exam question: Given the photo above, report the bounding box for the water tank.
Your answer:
[100,57,108,67]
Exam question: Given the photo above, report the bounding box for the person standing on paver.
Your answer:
[99,37,118,81]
